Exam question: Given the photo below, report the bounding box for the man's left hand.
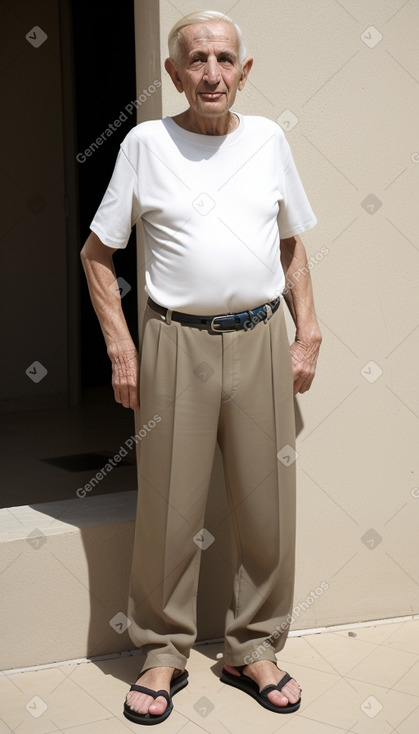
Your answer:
[289,328,322,394]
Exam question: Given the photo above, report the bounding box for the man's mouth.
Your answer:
[199,92,224,100]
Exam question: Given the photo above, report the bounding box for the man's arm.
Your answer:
[280,234,322,395]
[80,231,140,409]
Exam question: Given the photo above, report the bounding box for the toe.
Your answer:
[125,692,136,708]
[280,681,301,705]
[267,688,290,707]
[266,677,302,708]
[125,692,167,716]
[149,695,168,715]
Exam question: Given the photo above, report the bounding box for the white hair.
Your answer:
[167,10,247,65]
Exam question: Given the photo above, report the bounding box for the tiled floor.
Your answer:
[1,618,419,734]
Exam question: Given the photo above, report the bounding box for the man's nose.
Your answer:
[203,58,221,84]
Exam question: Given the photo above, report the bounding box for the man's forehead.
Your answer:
[181,22,239,54]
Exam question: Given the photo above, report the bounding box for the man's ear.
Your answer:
[238,56,253,91]
[164,58,184,93]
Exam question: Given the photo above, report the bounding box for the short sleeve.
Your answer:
[89,140,140,249]
[277,132,317,239]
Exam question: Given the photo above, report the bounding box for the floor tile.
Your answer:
[384,618,419,655]
[346,644,419,687]
[304,676,419,734]
[58,659,128,717]
[62,721,135,734]
[276,716,350,733]
[351,688,419,734]
[397,702,419,734]
[278,634,338,674]
[302,631,378,676]
[177,723,224,734]
[302,677,384,734]
[393,659,419,696]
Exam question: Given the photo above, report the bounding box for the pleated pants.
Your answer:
[127,299,296,672]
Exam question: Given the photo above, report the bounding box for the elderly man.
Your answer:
[81,9,321,725]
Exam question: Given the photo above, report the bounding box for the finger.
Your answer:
[113,382,122,404]
[129,384,140,411]
[119,383,132,409]
[292,365,314,394]
[125,376,139,409]
[297,381,309,395]
[114,378,139,409]
[293,376,302,395]
[297,371,315,394]
[113,376,130,407]
[291,361,305,394]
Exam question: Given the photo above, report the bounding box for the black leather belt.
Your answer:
[147,296,280,332]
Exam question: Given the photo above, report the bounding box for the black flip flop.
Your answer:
[123,668,189,725]
[220,665,301,714]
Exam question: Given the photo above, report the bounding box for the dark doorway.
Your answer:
[72,0,138,388]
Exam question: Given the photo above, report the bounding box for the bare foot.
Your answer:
[125,666,185,717]
[223,660,301,708]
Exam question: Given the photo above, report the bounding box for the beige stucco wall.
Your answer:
[157,0,419,629]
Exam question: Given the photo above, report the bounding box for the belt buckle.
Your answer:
[264,303,273,323]
[210,315,235,333]
[264,297,280,323]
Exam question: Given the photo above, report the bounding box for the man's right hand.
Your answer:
[108,341,140,410]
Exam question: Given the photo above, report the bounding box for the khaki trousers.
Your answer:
[127,299,296,672]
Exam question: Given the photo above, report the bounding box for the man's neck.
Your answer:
[171,109,239,136]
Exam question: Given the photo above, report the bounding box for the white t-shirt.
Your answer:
[90,113,316,315]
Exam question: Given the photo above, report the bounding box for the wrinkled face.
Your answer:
[168,21,250,118]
